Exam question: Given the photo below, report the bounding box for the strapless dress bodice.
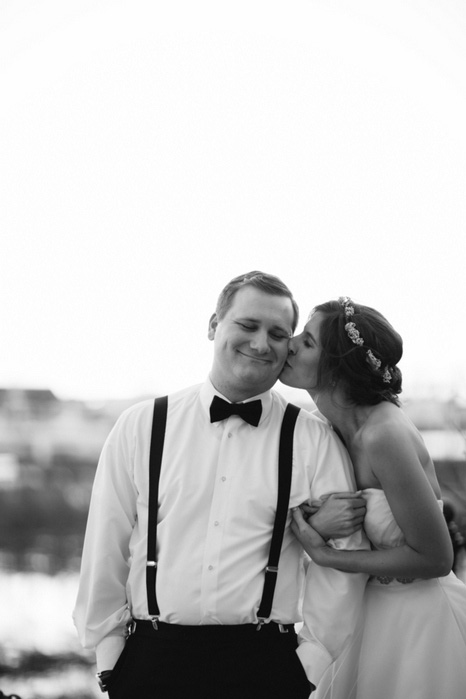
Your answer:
[362,487,443,550]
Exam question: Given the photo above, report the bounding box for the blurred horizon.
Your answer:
[3,378,466,411]
[3,356,466,405]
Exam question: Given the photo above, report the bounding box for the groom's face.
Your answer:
[208,285,294,401]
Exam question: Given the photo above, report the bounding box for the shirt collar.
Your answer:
[311,407,332,426]
[200,377,273,426]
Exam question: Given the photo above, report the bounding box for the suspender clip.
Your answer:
[265,565,279,574]
[256,618,266,631]
[126,619,137,636]
[278,624,289,634]
[150,616,160,630]
[147,560,157,568]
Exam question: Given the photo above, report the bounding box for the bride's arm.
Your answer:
[292,425,453,579]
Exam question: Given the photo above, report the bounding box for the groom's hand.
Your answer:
[306,492,366,540]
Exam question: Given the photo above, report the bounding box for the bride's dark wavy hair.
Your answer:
[312,299,403,406]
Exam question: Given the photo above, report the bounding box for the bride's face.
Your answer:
[280,312,323,391]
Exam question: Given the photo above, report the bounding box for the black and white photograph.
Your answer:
[1,2,466,697]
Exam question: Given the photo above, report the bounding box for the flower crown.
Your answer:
[339,297,392,384]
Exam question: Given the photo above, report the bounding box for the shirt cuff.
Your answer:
[96,634,126,672]
[296,640,333,687]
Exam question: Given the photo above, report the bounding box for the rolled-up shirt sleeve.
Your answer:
[73,408,138,659]
[295,419,369,687]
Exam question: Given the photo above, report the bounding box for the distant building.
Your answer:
[0,388,60,418]
[0,387,118,467]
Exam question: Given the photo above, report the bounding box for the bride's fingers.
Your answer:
[292,507,308,533]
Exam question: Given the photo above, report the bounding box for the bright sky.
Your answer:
[1,0,465,403]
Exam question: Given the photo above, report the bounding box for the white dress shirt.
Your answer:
[73,379,368,686]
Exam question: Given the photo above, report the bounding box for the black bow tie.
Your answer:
[209,395,262,427]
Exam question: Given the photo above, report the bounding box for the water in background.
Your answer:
[0,571,99,699]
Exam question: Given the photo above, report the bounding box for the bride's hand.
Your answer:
[291,507,328,563]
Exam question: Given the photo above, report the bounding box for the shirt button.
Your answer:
[208,565,214,571]
[214,521,219,527]
[227,432,232,438]
[221,477,226,482]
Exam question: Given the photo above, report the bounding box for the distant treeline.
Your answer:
[0,455,96,573]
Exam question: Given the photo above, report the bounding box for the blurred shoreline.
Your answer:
[0,571,99,699]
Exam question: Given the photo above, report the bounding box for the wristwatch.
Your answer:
[96,670,113,692]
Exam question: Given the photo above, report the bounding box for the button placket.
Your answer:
[200,423,234,617]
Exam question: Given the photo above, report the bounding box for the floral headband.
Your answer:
[339,297,392,384]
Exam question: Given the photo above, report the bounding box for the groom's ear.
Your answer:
[208,313,218,340]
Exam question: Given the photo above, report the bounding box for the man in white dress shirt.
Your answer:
[73,271,368,698]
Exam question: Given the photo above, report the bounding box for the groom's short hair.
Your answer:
[215,271,299,331]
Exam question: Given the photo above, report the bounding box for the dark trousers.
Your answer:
[106,621,312,699]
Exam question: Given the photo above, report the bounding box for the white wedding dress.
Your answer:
[315,488,466,699]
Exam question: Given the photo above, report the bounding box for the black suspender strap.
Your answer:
[146,395,168,628]
[256,403,300,628]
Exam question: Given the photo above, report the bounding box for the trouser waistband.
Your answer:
[128,619,295,637]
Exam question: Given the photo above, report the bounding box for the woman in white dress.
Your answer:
[280,297,466,699]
